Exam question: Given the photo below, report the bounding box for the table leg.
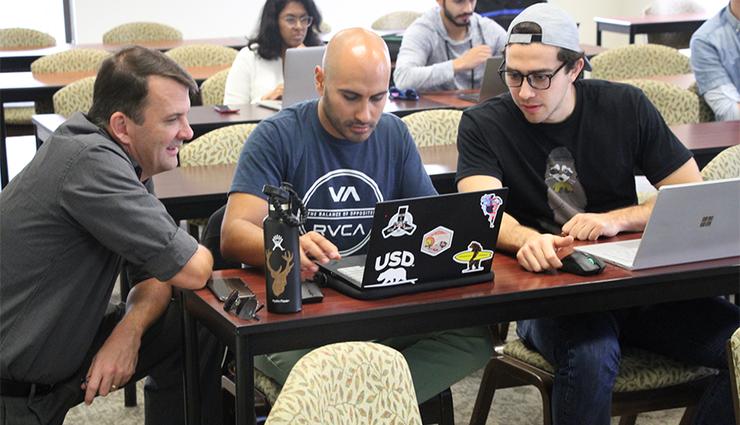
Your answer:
[235,335,256,425]
[181,290,202,425]
[1,102,8,188]
[629,30,635,44]
[596,28,602,46]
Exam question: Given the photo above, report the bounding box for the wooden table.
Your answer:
[594,13,710,46]
[0,37,248,73]
[181,243,740,425]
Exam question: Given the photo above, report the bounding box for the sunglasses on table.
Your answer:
[388,87,419,101]
[223,289,263,321]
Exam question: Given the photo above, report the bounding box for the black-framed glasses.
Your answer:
[223,290,263,321]
[498,61,568,90]
[282,15,313,28]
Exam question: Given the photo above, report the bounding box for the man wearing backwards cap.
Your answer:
[456,3,739,424]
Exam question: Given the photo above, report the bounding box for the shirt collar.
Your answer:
[722,4,740,33]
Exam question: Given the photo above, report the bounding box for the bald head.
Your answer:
[322,28,391,82]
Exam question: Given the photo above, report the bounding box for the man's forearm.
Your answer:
[120,278,172,338]
[496,213,543,254]
[222,218,266,267]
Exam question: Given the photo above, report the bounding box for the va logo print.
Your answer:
[328,186,360,203]
[453,241,494,274]
[381,205,417,238]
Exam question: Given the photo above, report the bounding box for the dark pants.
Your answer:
[517,297,740,425]
[0,301,223,425]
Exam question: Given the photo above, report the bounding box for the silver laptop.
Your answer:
[256,45,325,110]
[457,56,508,103]
[576,178,740,270]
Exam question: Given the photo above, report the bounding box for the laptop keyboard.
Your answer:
[597,239,641,266]
[337,265,364,286]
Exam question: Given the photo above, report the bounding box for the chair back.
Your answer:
[200,68,231,105]
[103,22,182,44]
[201,205,241,270]
[0,28,56,49]
[728,327,740,425]
[590,44,691,81]
[622,79,700,125]
[179,124,257,167]
[30,49,110,74]
[53,76,96,117]
[401,109,463,147]
[165,44,238,68]
[371,11,422,30]
[688,81,715,122]
[266,342,422,425]
[701,145,740,181]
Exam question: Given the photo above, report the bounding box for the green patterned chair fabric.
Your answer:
[371,11,423,31]
[700,145,740,181]
[255,368,282,406]
[200,68,230,106]
[688,81,716,122]
[728,327,740,424]
[623,79,700,125]
[53,76,95,117]
[503,338,716,393]
[30,49,110,74]
[401,109,463,147]
[590,44,691,81]
[265,341,422,425]
[165,44,238,68]
[179,124,256,167]
[0,27,56,49]
[318,21,332,34]
[103,22,182,44]
[4,104,35,125]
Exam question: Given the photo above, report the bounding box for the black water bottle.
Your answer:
[263,183,304,314]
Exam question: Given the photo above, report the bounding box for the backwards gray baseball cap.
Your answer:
[506,3,592,71]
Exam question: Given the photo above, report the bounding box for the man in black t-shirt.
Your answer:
[456,4,739,424]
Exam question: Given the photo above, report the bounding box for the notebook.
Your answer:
[457,56,507,103]
[256,45,326,111]
[575,178,740,270]
[319,188,509,299]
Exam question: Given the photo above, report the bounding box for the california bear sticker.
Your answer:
[480,193,504,228]
[453,241,494,274]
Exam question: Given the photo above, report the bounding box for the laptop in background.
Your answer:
[319,188,508,299]
[256,45,326,110]
[576,178,740,270]
[458,56,507,103]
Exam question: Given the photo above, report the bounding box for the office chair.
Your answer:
[103,22,182,44]
[165,44,238,68]
[402,109,463,148]
[688,82,716,123]
[200,68,231,106]
[701,145,740,181]
[371,11,422,31]
[52,76,95,117]
[590,44,691,81]
[728,327,740,425]
[469,323,717,425]
[265,342,422,425]
[622,79,700,125]
[30,48,110,74]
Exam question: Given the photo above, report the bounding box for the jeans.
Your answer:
[517,297,740,425]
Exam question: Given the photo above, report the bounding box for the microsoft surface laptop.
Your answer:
[256,45,325,111]
[319,189,508,299]
[458,56,507,103]
[576,178,740,270]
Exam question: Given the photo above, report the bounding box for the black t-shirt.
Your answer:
[456,79,693,234]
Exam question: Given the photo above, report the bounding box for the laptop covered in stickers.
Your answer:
[318,188,508,299]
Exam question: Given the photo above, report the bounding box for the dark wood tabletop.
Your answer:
[181,235,740,425]
[594,12,711,46]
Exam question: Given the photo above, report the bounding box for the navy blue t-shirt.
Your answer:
[231,100,437,255]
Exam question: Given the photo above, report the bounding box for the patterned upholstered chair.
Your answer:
[265,342,422,425]
[53,76,95,117]
[590,44,691,81]
[700,145,740,181]
[728,327,740,425]
[30,48,110,74]
[102,22,182,44]
[318,21,332,34]
[0,27,55,49]
[200,68,231,106]
[179,123,256,167]
[622,79,700,125]
[165,44,238,68]
[469,323,717,425]
[401,109,463,147]
[688,82,716,123]
[371,11,423,31]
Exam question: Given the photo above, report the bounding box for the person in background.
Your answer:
[224,0,324,104]
[690,0,740,121]
[394,0,507,91]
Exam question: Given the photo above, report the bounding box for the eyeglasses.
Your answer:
[498,61,568,90]
[223,290,263,321]
[282,15,313,28]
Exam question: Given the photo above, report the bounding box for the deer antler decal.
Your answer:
[266,250,294,297]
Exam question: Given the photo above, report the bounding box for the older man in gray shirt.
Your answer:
[394,0,507,91]
[0,46,219,425]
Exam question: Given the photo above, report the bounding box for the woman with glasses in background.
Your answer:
[224,0,324,104]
